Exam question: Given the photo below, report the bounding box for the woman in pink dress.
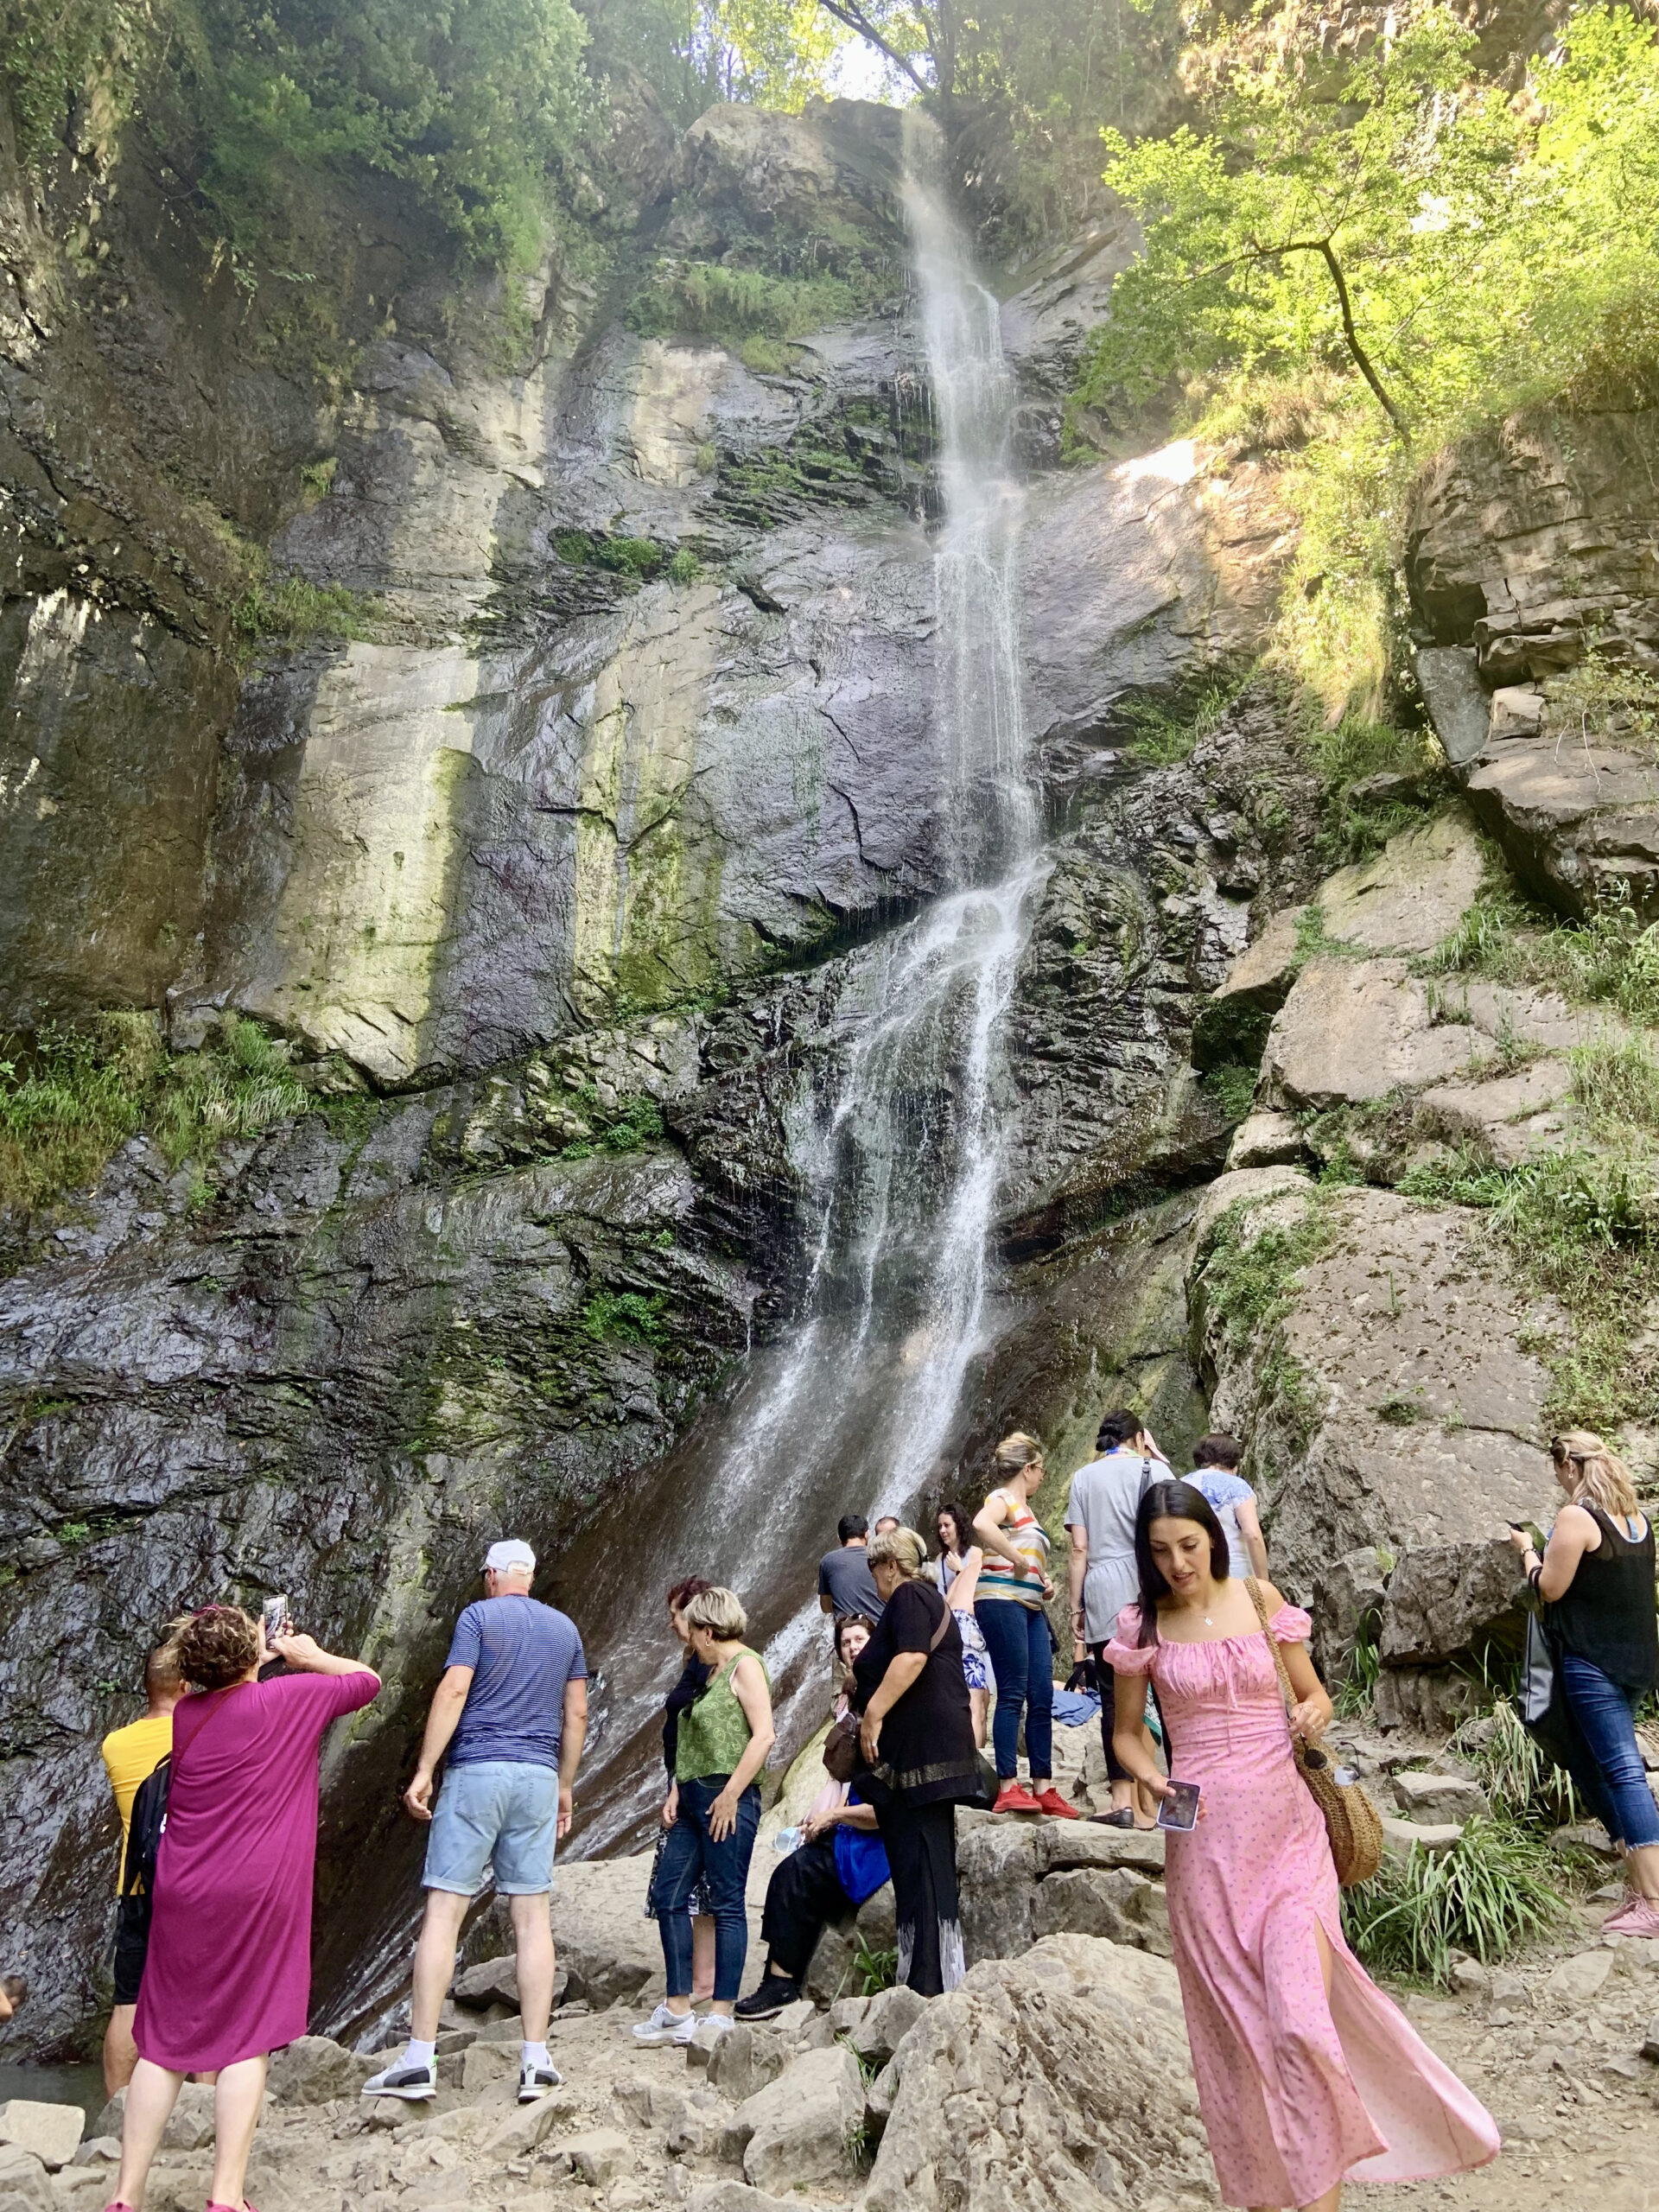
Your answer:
[110,1605,378,2212]
[1105,1480,1498,2212]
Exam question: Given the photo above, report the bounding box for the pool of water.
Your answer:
[0,2060,107,2122]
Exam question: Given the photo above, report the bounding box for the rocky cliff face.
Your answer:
[4,58,1656,2064]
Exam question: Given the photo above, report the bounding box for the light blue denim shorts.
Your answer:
[423,1759,559,1896]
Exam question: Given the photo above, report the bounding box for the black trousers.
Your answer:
[875,1798,964,1996]
[1090,1641,1135,1783]
[760,1834,854,1979]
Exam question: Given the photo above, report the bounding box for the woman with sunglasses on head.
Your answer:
[1509,1429,1659,1935]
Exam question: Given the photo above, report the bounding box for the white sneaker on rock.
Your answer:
[518,2059,563,2102]
[632,2003,699,2046]
[360,2054,437,2101]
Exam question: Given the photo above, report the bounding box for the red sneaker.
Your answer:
[992,1782,1045,1815]
[1033,1788,1083,1820]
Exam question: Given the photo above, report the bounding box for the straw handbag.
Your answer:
[1245,1576,1383,1888]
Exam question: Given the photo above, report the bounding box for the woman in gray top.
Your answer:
[1065,1408,1169,1827]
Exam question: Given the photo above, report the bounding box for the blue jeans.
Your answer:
[1559,1653,1659,1848]
[976,1601,1054,1783]
[655,1776,760,2001]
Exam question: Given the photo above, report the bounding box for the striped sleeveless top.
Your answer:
[977,1489,1049,1610]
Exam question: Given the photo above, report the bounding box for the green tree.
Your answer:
[1078,4,1659,446]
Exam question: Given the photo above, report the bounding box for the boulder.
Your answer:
[1264,957,1479,1110]
[801,1920,857,2007]
[1310,1547,1389,1680]
[553,2128,632,2187]
[87,2086,213,2154]
[1037,1822,1165,1876]
[1191,1176,1559,1681]
[1030,1867,1170,1957]
[484,2094,579,2158]
[1380,1815,1465,1859]
[1414,646,1490,768]
[847,1986,927,2069]
[864,1936,1210,2212]
[1225,1111,1303,1170]
[266,2034,378,2106]
[1392,1771,1491,1825]
[451,1955,523,2012]
[1313,809,1486,956]
[854,1880,896,1955]
[0,2145,53,2212]
[690,2187,830,2212]
[957,1819,1041,1963]
[733,2047,864,2195]
[1192,907,1305,1071]
[703,2024,789,2104]
[0,2111,79,2175]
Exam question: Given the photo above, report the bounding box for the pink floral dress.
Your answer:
[1104,1602,1499,2209]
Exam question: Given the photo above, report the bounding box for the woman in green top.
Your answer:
[634,1586,775,2046]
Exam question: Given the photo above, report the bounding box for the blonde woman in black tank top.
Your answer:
[1509,1429,1659,1936]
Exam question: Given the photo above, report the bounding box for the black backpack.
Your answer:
[118,1754,172,1929]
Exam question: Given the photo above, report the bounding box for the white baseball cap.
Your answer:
[484,1539,537,1574]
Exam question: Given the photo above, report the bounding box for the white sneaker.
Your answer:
[632,2003,699,2046]
[700,2014,735,2037]
[518,2058,563,2102]
[361,2052,437,2100]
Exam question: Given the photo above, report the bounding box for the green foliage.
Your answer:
[666,547,702,585]
[1196,1189,1333,1453]
[1121,673,1247,766]
[626,260,870,348]
[1203,1064,1258,1126]
[1401,1143,1659,1433]
[579,1288,670,1346]
[557,1087,666,1158]
[1340,1819,1565,1986]
[1548,651,1659,759]
[0,1013,310,1214]
[1074,6,1659,719]
[235,575,382,647]
[1570,1033,1659,1137]
[1448,1700,1582,1829]
[853,1937,899,1995]
[581,0,843,119]
[1422,888,1659,1031]
[1332,1624,1380,1717]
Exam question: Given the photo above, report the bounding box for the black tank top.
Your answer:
[1550,1506,1659,1692]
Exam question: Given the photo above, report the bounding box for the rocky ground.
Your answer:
[10,1712,1659,2212]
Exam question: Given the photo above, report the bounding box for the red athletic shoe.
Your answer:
[1033,1788,1083,1820]
[992,1782,1045,1815]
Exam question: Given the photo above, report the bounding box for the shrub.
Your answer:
[579,1289,669,1346]
[1340,1818,1565,1986]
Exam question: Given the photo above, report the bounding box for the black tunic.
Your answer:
[851,1577,979,1804]
[1551,1507,1659,1693]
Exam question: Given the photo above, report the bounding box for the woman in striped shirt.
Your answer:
[973,1433,1081,1819]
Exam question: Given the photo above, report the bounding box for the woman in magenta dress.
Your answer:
[1105,1481,1498,2212]
[111,1605,378,2212]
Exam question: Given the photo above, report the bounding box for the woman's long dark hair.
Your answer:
[1134,1481,1232,1646]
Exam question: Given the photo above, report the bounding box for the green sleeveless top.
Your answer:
[676,1647,769,1783]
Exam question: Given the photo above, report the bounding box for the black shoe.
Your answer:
[1089,1807,1135,1827]
[733,1977,798,2020]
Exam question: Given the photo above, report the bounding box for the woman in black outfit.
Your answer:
[854,1527,981,1994]
[656,1576,716,2001]
[1509,1429,1659,1936]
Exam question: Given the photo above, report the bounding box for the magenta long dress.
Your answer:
[1104,1603,1499,2209]
[134,1669,379,2072]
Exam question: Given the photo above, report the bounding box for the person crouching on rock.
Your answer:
[853,1528,982,1996]
[634,1586,774,2047]
[109,1605,378,2212]
[735,1614,887,2018]
[1104,1482,1499,2212]
[366,1537,588,2107]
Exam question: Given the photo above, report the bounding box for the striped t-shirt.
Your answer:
[976,1489,1050,1610]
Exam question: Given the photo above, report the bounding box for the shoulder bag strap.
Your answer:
[927,1586,953,1652]
[1244,1575,1298,1720]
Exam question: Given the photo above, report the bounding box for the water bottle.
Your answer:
[773,1825,802,1853]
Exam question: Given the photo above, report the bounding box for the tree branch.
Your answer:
[814,0,934,95]
[1181,233,1408,442]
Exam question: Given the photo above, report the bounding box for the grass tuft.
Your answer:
[1339,1817,1566,1986]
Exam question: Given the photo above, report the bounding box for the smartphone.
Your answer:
[1156,1779,1201,1833]
[262,1593,290,1645]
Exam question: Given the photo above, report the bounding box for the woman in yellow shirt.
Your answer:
[99,1643,187,2094]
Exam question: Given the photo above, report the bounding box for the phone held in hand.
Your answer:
[262,1593,290,1645]
[1157,1779,1201,1833]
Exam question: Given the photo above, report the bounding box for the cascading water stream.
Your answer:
[332,125,1046,2035]
[565,114,1046,1841]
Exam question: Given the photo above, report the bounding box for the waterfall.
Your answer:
[497,120,1041,1864]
